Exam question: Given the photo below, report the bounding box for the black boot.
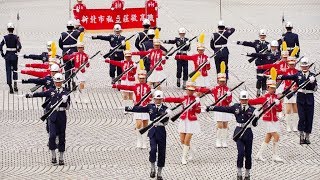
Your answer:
[150,169,156,178]
[58,160,64,165]
[157,175,163,180]
[237,175,243,180]
[300,132,305,145]
[244,175,250,180]
[256,89,261,97]
[305,133,311,144]
[14,82,18,92]
[182,80,186,89]
[177,78,181,87]
[157,167,163,180]
[8,84,14,94]
[51,158,57,164]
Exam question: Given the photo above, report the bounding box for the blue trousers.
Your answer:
[4,54,18,85]
[48,112,67,152]
[149,127,166,167]
[297,101,314,133]
[214,51,229,79]
[234,127,253,169]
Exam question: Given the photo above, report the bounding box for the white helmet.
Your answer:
[137,69,147,78]
[285,21,293,28]
[259,29,266,36]
[53,73,64,82]
[270,40,279,47]
[77,42,84,48]
[50,64,60,72]
[124,50,132,57]
[74,19,81,26]
[239,90,249,100]
[47,41,52,49]
[178,27,186,34]
[153,38,161,45]
[218,20,225,27]
[300,57,310,67]
[67,20,74,27]
[142,19,151,26]
[114,24,121,31]
[281,50,289,57]
[147,29,155,36]
[7,22,14,29]
[153,90,164,99]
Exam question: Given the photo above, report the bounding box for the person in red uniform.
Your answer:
[113,70,152,149]
[163,81,201,165]
[63,42,89,103]
[23,58,61,70]
[197,71,232,148]
[175,43,210,89]
[111,0,125,10]
[248,80,283,162]
[19,57,61,78]
[277,57,299,132]
[145,0,159,19]
[132,39,167,89]
[73,0,87,20]
[105,50,137,104]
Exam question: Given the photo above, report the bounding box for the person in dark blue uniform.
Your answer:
[280,21,299,57]
[59,20,80,90]
[163,27,191,89]
[125,90,172,180]
[278,57,317,144]
[25,73,70,165]
[0,22,22,93]
[23,41,60,62]
[237,29,270,97]
[135,19,151,51]
[92,24,126,83]
[206,90,259,180]
[210,20,235,79]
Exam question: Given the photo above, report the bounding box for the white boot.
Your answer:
[136,128,142,148]
[81,89,89,104]
[255,142,267,162]
[285,114,292,132]
[222,129,228,148]
[141,133,148,149]
[181,144,189,165]
[216,128,222,148]
[272,142,284,162]
[292,113,298,132]
[188,146,196,160]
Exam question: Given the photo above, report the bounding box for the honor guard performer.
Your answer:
[25,73,71,166]
[0,22,22,93]
[135,19,151,51]
[279,57,317,144]
[163,27,191,89]
[206,90,259,180]
[59,20,80,90]
[210,20,235,79]
[23,41,60,62]
[236,29,269,97]
[281,21,300,57]
[92,24,126,83]
[125,90,172,180]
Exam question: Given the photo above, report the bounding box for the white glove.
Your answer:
[132,63,137,68]
[253,109,260,117]
[226,91,231,97]
[165,109,173,117]
[267,44,271,51]
[14,80,22,83]
[62,95,68,103]
[195,97,200,103]
[151,89,156,94]
[274,99,280,105]
[309,76,316,83]
[17,54,24,57]
[121,40,126,46]
[185,40,190,45]
[206,60,210,65]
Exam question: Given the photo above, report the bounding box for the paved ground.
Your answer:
[0,0,320,179]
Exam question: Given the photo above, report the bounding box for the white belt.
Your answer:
[298,89,314,94]
[215,44,227,48]
[63,44,77,48]
[56,107,66,111]
[154,122,165,127]
[114,49,123,52]
[236,123,251,128]
[6,48,17,51]
[178,51,188,54]
[287,47,295,50]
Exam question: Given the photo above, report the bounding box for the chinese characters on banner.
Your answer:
[74,0,158,31]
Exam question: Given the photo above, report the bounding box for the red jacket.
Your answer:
[21,69,50,78]
[248,93,282,122]
[25,63,49,69]
[175,54,210,76]
[64,52,89,73]
[164,95,201,121]
[257,59,288,72]
[197,85,232,107]
[132,49,165,71]
[105,59,136,81]
[73,3,87,20]
[277,67,299,90]
[113,83,151,106]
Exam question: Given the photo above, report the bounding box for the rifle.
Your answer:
[135,78,167,107]
[139,103,183,134]
[248,47,268,63]
[40,85,78,121]
[112,61,139,84]
[103,34,135,58]
[167,36,197,57]
[171,90,211,122]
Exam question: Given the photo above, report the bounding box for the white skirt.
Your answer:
[195,75,210,87]
[284,94,297,103]
[148,70,166,83]
[133,112,150,120]
[263,120,280,133]
[178,119,201,134]
[75,72,86,83]
[120,80,134,92]
[276,82,285,94]
[213,112,233,122]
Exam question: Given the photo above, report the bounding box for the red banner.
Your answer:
[75,0,158,31]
